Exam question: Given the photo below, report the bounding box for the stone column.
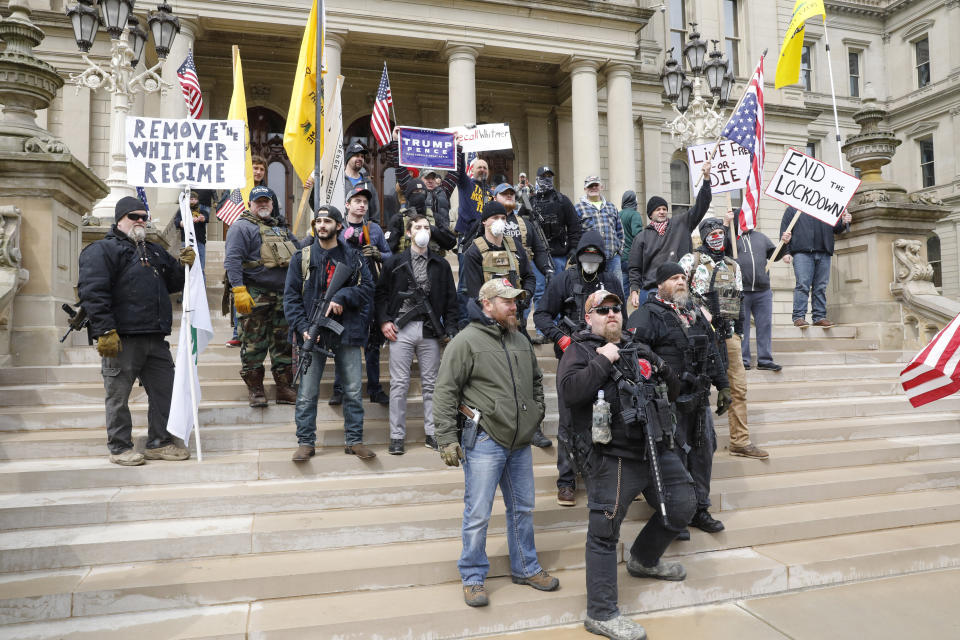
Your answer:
[565,58,601,189]
[605,63,637,203]
[525,105,551,175]
[324,31,346,106]
[640,115,664,205]
[554,107,574,197]
[444,43,481,127]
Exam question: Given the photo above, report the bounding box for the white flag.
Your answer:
[319,75,346,213]
[166,189,214,448]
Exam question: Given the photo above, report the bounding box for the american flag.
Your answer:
[135,186,150,215]
[722,55,765,233]
[900,312,960,408]
[177,49,204,119]
[370,63,393,147]
[217,189,245,226]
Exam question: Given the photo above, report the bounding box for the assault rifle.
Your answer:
[394,260,448,343]
[293,261,354,386]
[676,333,714,447]
[60,303,90,344]
[520,190,555,285]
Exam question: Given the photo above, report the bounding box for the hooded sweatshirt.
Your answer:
[619,190,643,259]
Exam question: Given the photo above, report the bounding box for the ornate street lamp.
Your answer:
[677,78,693,114]
[719,71,735,107]
[704,41,728,96]
[148,2,181,60]
[127,15,148,68]
[682,23,708,75]
[660,48,683,100]
[66,0,100,53]
[99,0,135,39]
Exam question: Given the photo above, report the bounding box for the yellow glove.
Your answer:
[96,329,122,358]
[233,286,255,314]
[440,442,464,467]
[178,247,196,267]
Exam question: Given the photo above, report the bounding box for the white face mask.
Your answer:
[706,232,725,252]
[413,229,430,248]
[490,219,506,237]
[580,260,600,274]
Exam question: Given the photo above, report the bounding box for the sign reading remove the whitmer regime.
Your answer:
[764,148,861,225]
[125,117,247,188]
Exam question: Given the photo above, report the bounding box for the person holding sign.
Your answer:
[779,205,852,328]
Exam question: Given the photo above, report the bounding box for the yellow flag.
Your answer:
[775,0,826,88]
[227,46,255,203]
[284,0,323,183]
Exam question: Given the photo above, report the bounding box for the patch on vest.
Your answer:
[638,358,653,380]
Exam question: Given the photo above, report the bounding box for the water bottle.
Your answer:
[592,390,612,444]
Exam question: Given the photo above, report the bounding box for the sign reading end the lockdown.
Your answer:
[125,117,246,188]
[764,148,861,225]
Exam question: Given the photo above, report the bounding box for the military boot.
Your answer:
[240,367,268,407]
[273,366,298,405]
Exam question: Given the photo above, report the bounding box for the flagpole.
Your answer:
[384,62,399,130]
[822,16,844,169]
[313,0,324,211]
[180,185,203,462]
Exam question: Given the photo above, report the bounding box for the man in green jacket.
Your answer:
[435,278,559,608]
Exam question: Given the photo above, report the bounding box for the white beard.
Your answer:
[127,226,146,242]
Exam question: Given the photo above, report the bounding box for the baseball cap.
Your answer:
[346,185,372,202]
[536,165,554,177]
[478,277,527,302]
[421,169,441,179]
[314,204,343,224]
[249,185,275,202]
[583,175,601,188]
[586,288,622,313]
[481,200,507,221]
[578,247,604,264]
[345,141,367,158]
[404,179,427,196]
[493,183,516,196]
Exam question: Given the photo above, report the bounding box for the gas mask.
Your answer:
[413,229,430,248]
[490,219,506,237]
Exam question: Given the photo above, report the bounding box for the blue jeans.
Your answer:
[635,287,656,308]
[523,264,546,331]
[552,256,568,277]
[459,433,542,585]
[295,344,364,446]
[604,255,621,278]
[742,289,774,366]
[791,252,831,322]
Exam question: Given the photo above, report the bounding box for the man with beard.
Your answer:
[284,205,375,461]
[628,262,731,537]
[534,230,624,505]
[627,161,712,308]
[224,185,300,407]
[434,278,558,608]
[558,288,696,640]
[78,197,194,465]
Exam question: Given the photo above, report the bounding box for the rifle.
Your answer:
[293,260,355,386]
[677,333,713,447]
[394,259,448,343]
[360,223,381,280]
[520,190,555,285]
[60,303,90,344]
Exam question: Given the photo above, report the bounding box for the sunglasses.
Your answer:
[126,213,149,222]
[591,304,622,316]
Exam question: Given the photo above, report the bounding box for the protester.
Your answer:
[558,288,695,640]
[376,214,458,454]
[384,179,457,255]
[284,205,376,461]
[628,262,731,537]
[618,190,643,300]
[574,176,624,278]
[454,149,492,238]
[386,129,459,231]
[223,185,300,407]
[533,230,623,505]
[434,278,558,607]
[523,166,581,275]
[77,196,193,465]
[251,155,284,224]
[459,201,536,309]
[681,218,768,461]
[343,142,380,221]
[173,190,209,271]
[779,206,852,328]
[628,161,712,307]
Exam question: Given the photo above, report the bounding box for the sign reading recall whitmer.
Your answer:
[687,140,752,194]
[125,117,246,188]
[451,123,512,153]
[398,127,457,172]
[764,148,861,225]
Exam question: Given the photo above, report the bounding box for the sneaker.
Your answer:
[388,439,405,455]
[225,339,241,348]
[424,435,438,451]
[756,362,782,372]
[328,391,343,406]
[511,570,559,591]
[345,443,376,459]
[584,615,647,640]
[109,449,145,466]
[690,509,725,533]
[369,389,390,405]
[557,486,576,506]
[143,444,190,461]
[793,318,809,328]
[531,430,552,448]
[626,557,686,581]
[291,444,315,462]
[813,318,835,328]
[729,443,770,460]
[463,584,489,607]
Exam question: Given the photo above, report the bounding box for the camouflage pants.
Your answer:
[238,286,292,374]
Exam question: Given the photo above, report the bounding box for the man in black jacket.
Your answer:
[78,196,194,466]
[628,262,731,536]
[521,165,581,275]
[558,288,696,640]
[375,214,458,454]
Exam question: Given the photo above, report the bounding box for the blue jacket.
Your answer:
[454,149,493,235]
[779,206,848,256]
[283,240,373,346]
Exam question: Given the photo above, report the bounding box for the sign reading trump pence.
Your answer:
[125,117,246,188]
[398,127,457,172]
[764,148,861,225]
[687,140,751,194]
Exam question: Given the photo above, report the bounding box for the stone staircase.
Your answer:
[2,245,960,638]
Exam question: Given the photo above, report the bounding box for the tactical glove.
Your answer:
[440,442,464,467]
[360,244,381,262]
[232,286,255,314]
[557,335,572,352]
[96,329,122,358]
[716,387,733,415]
[660,362,681,402]
[178,247,196,267]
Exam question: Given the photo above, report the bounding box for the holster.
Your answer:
[558,427,595,477]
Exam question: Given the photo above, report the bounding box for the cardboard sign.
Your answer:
[687,140,751,194]
[398,127,457,172]
[450,123,512,153]
[125,117,246,188]
[764,148,861,225]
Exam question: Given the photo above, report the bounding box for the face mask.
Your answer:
[536,176,554,192]
[706,232,725,252]
[490,219,506,237]
[413,229,430,248]
[580,260,600,274]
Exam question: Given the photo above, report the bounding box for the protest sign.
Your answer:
[450,123,512,153]
[126,117,246,188]
[687,140,751,194]
[764,148,860,225]
[398,127,457,172]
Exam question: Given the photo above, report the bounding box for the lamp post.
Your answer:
[65,0,180,219]
[660,24,735,149]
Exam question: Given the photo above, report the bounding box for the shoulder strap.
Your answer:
[300,246,311,290]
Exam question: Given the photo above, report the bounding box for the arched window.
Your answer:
[670,157,691,216]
